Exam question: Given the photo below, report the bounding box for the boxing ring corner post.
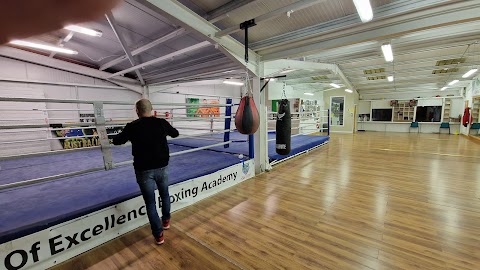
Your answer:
[224,98,232,148]
[327,109,331,136]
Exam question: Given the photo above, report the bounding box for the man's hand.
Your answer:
[0,0,121,44]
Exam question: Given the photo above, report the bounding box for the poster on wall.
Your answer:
[50,124,124,149]
[186,98,220,118]
[301,100,320,117]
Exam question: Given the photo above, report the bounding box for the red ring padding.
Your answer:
[235,96,259,135]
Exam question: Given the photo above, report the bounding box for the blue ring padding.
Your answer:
[0,145,246,244]
[0,133,329,244]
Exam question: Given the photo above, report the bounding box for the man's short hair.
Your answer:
[136,99,152,115]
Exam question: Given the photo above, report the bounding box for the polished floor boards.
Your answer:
[52,132,480,270]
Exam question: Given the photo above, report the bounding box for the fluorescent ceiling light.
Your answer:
[280,69,296,74]
[353,0,373,23]
[387,76,394,82]
[330,83,341,88]
[9,40,78,55]
[64,25,102,37]
[304,92,314,96]
[441,87,447,91]
[223,80,243,86]
[267,78,276,82]
[381,43,394,62]
[448,80,459,86]
[345,89,353,93]
[462,68,478,78]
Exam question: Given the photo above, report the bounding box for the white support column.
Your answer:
[143,86,150,99]
[253,74,268,174]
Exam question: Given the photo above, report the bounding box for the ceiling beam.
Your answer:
[142,53,225,79]
[264,59,355,90]
[149,63,238,85]
[345,62,480,74]
[99,28,186,71]
[261,1,480,60]
[206,0,256,23]
[337,48,479,68]
[136,0,260,76]
[360,89,461,96]
[215,0,328,38]
[106,12,146,85]
[109,41,211,78]
[144,58,231,81]
[0,46,142,93]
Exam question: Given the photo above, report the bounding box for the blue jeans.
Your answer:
[135,166,171,237]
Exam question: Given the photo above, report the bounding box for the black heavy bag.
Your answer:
[276,99,291,155]
[235,96,260,135]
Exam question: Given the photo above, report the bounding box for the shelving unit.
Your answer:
[473,97,480,123]
[443,98,451,122]
[393,101,415,122]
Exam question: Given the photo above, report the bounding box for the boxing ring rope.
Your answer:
[266,109,330,166]
[266,109,330,139]
[0,96,242,191]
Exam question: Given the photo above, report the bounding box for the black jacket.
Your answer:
[113,117,179,171]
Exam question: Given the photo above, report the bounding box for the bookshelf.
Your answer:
[473,97,480,123]
[393,101,415,122]
[443,98,451,122]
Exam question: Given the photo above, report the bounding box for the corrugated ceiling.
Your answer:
[211,0,394,43]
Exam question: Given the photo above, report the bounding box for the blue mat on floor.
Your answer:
[0,145,245,244]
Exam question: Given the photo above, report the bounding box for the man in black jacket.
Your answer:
[113,99,179,245]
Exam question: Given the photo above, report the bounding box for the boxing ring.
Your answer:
[0,96,328,270]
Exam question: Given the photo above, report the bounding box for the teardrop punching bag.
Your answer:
[463,107,472,127]
[276,99,291,155]
[235,96,260,135]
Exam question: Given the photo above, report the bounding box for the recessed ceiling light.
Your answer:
[441,87,447,91]
[223,80,243,86]
[330,83,341,88]
[387,76,394,82]
[304,92,314,96]
[448,80,459,86]
[353,0,373,23]
[462,68,478,78]
[381,43,394,62]
[345,89,353,93]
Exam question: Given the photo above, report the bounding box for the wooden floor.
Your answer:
[52,132,480,270]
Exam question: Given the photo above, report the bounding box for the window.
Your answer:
[330,96,344,126]
[415,106,442,122]
[372,109,392,121]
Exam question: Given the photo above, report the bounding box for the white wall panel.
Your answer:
[0,57,27,79]
[358,100,371,114]
[0,86,49,156]
[0,57,141,156]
